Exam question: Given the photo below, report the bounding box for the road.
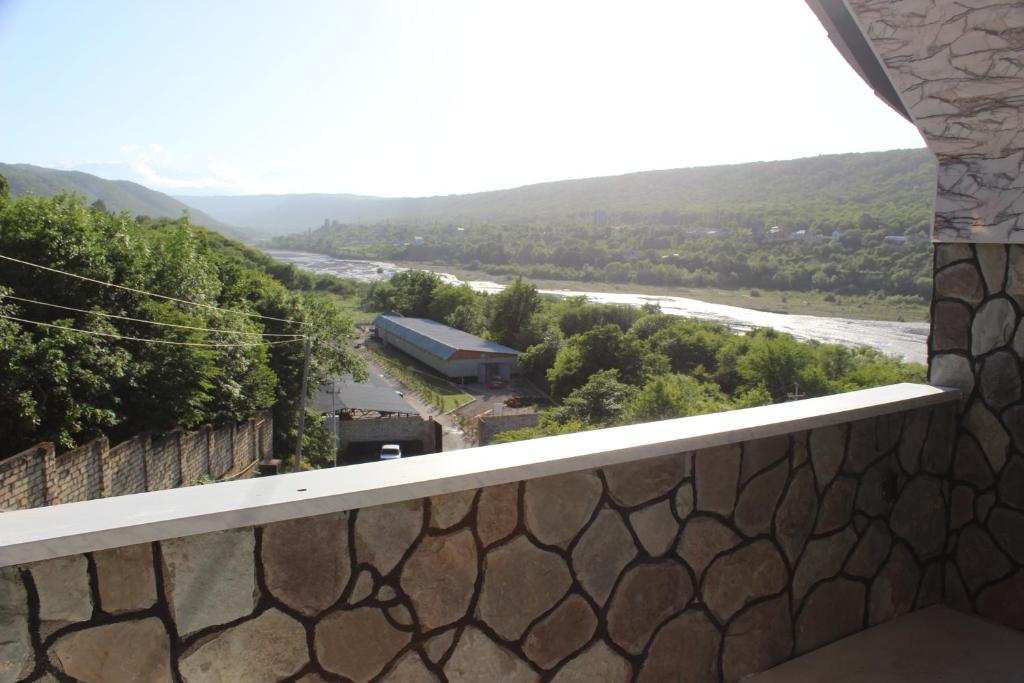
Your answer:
[357,348,472,452]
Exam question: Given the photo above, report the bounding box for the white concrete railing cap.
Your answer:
[0,383,958,567]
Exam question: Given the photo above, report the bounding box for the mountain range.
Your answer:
[2,149,935,239]
[178,149,935,234]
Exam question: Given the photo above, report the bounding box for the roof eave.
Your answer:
[804,0,912,122]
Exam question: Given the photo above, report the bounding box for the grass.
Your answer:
[369,344,474,413]
[398,262,929,323]
[332,293,379,326]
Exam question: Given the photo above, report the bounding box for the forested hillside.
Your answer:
[274,150,936,300]
[1,163,241,238]
[0,177,363,463]
[186,149,934,233]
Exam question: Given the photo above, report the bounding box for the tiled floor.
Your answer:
[749,606,1024,682]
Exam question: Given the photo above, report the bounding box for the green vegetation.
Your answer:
[1,163,240,238]
[403,263,929,322]
[359,269,927,445]
[274,149,935,303]
[0,184,364,466]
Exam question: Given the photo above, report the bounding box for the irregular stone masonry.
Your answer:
[0,404,953,682]
[829,0,1024,632]
[931,243,1024,630]
[0,411,272,511]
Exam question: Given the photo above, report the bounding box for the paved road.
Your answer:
[358,349,472,452]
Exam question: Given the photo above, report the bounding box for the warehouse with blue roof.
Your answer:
[373,315,521,382]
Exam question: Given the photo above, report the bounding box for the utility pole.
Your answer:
[786,382,806,402]
[294,335,313,471]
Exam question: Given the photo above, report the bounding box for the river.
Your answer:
[265,250,929,364]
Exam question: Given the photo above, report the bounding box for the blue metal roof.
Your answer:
[374,315,521,359]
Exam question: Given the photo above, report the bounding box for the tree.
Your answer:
[648,320,729,374]
[625,374,731,423]
[389,270,442,317]
[547,324,645,398]
[487,277,543,350]
[735,331,827,401]
[546,369,636,426]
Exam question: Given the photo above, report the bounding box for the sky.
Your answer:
[0,0,925,198]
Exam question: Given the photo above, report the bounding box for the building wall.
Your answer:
[378,327,453,376]
[336,416,439,455]
[0,413,273,511]
[1,402,953,682]
[378,327,517,380]
[840,0,1024,631]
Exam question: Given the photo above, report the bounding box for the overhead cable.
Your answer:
[0,252,311,326]
[0,313,307,348]
[1,293,304,338]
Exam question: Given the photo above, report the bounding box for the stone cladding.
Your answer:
[931,243,1024,630]
[0,403,952,682]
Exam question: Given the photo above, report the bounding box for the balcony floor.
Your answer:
[749,605,1024,683]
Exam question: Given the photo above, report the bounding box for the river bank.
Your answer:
[396,262,929,323]
[264,250,929,364]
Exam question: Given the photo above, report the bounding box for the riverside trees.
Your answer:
[359,269,925,444]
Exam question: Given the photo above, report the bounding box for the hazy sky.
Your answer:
[0,1,925,197]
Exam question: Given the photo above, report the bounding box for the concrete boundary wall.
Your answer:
[477,413,540,445]
[0,412,272,511]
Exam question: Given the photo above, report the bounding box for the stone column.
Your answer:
[827,0,1024,630]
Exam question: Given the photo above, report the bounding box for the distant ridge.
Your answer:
[178,148,935,235]
[0,163,241,238]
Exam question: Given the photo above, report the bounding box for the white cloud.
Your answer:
[84,143,260,195]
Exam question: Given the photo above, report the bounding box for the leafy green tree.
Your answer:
[648,320,729,374]
[547,324,645,398]
[487,276,543,350]
[625,374,732,422]
[546,369,636,426]
[629,313,679,341]
[0,190,363,463]
[389,270,443,317]
[735,331,828,401]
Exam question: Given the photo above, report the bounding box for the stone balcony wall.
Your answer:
[0,398,954,683]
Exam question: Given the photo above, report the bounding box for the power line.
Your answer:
[1,293,305,338]
[0,252,311,327]
[0,314,307,348]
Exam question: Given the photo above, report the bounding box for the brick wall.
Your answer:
[0,411,272,511]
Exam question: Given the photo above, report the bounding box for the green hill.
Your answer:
[270,149,938,301]
[178,149,936,233]
[0,163,242,239]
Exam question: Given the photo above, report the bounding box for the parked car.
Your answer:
[379,444,402,460]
